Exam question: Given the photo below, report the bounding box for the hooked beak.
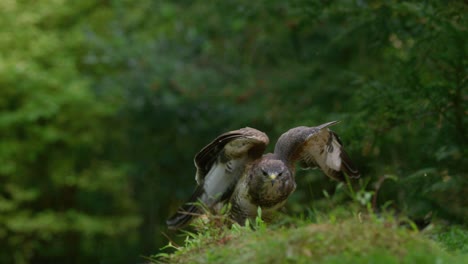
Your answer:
[269,173,277,186]
[269,173,277,180]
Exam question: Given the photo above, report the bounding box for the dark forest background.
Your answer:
[0,1,466,263]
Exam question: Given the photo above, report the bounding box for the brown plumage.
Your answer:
[166,128,269,229]
[166,121,360,229]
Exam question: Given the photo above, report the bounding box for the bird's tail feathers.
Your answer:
[166,186,205,230]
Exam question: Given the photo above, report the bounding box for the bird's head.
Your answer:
[252,157,291,186]
[247,155,296,206]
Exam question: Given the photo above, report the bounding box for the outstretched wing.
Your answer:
[166,127,269,230]
[274,121,359,181]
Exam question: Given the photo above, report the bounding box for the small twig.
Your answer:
[161,231,180,248]
[372,175,394,211]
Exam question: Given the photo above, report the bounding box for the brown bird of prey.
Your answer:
[166,121,359,229]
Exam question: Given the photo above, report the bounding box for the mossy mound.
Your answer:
[155,217,468,264]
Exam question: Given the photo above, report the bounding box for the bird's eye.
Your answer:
[278,172,283,177]
[261,169,268,176]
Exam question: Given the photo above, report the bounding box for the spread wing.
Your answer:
[274,121,360,181]
[166,127,269,230]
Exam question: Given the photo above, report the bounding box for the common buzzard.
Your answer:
[167,121,359,229]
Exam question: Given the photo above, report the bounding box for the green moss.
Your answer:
[155,217,468,264]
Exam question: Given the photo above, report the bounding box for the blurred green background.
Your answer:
[0,0,466,263]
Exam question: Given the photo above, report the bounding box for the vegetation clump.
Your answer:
[156,212,468,264]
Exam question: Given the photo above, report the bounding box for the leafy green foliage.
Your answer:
[0,0,465,263]
[428,225,468,254]
[0,1,139,263]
